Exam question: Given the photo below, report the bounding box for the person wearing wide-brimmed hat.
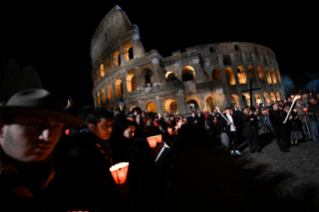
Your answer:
[0,89,84,211]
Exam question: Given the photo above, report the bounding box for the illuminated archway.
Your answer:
[257,66,264,80]
[126,74,137,92]
[271,68,277,84]
[113,51,121,67]
[264,92,270,103]
[277,70,282,84]
[100,64,105,77]
[163,99,178,114]
[97,91,100,105]
[115,79,123,96]
[205,96,218,111]
[225,67,236,85]
[231,94,239,106]
[182,66,196,82]
[255,93,262,104]
[101,88,106,103]
[186,99,200,111]
[96,70,99,82]
[242,93,251,106]
[165,71,177,81]
[276,92,281,101]
[248,66,255,78]
[107,84,113,99]
[271,92,276,102]
[145,102,157,113]
[237,66,247,84]
[106,58,111,73]
[124,43,133,61]
[212,68,222,80]
[265,68,272,84]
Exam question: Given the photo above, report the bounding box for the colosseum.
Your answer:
[91,5,285,114]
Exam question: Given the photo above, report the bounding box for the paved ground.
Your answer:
[161,127,319,212]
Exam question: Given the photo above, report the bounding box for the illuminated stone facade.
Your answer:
[91,6,285,114]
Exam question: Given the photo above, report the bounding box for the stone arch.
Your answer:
[100,64,105,77]
[143,69,153,86]
[165,71,177,81]
[186,99,200,111]
[97,91,100,106]
[124,43,133,61]
[230,94,240,106]
[271,68,277,84]
[130,105,137,111]
[255,93,262,104]
[145,102,157,113]
[264,92,270,103]
[248,66,255,78]
[212,68,222,80]
[276,92,281,101]
[277,70,282,84]
[225,67,236,85]
[182,66,196,82]
[163,99,178,114]
[101,88,106,103]
[237,66,247,84]
[257,66,264,80]
[115,79,123,96]
[271,92,276,102]
[107,84,113,99]
[126,74,137,92]
[96,70,99,82]
[106,58,111,73]
[242,93,251,106]
[265,68,272,84]
[113,51,121,67]
[205,96,218,112]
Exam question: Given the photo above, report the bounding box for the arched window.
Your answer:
[186,99,200,111]
[113,51,121,67]
[181,66,196,82]
[96,70,99,82]
[205,96,218,112]
[126,74,137,92]
[231,94,239,106]
[257,66,264,81]
[115,79,123,96]
[163,99,178,114]
[265,68,272,84]
[106,58,111,73]
[277,70,282,84]
[101,88,106,103]
[255,93,262,104]
[97,91,100,106]
[248,66,255,78]
[242,93,251,106]
[100,64,105,77]
[212,68,222,80]
[144,69,153,86]
[145,102,157,113]
[124,43,134,61]
[276,92,281,101]
[225,68,236,85]
[165,71,177,81]
[271,92,276,102]
[264,92,270,103]
[107,84,113,99]
[271,68,277,84]
[237,66,247,84]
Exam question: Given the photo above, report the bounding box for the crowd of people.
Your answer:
[1,88,319,211]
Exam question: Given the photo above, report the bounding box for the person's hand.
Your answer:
[194,120,197,123]
[250,118,254,121]
[283,121,286,124]
[249,111,253,115]
[67,99,74,108]
[228,122,231,125]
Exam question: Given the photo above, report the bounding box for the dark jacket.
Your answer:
[235,110,258,137]
[308,102,319,114]
[218,113,239,134]
[269,109,288,131]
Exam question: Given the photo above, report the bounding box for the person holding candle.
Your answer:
[269,104,289,152]
[308,95,319,141]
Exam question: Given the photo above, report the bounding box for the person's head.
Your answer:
[316,93,319,99]
[302,93,309,98]
[270,100,274,104]
[288,97,292,102]
[309,97,317,105]
[120,119,136,140]
[0,89,84,163]
[191,112,196,117]
[243,107,250,115]
[197,109,201,114]
[113,107,120,115]
[225,107,231,114]
[86,108,114,140]
[273,104,278,111]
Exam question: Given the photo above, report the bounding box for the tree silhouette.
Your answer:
[281,74,295,98]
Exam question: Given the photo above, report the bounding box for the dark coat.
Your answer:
[218,113,239,134]
[235,110,258,137]
[269,109,288,132]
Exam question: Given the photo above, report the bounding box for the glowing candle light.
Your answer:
[109,162,129,185]
[147,136,158,147]
[293,109,297,113]
[65,129,70,135]
[303,108,307,113]
[167,127,174,136]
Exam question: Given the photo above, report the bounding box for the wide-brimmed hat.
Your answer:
[0,89,84,128]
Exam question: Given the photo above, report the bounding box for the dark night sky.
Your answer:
[1,1,318,109]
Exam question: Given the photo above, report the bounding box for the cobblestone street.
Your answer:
[162,129,319,212]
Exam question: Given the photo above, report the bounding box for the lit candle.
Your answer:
[167,127,174,136]
[293,109,297,113]
[147,136,158,147]
[65,129,70,135]
[303,108,307,113]
[109,162,129,184]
